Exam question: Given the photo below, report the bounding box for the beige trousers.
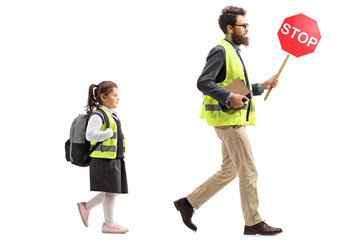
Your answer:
[187,125,262,226]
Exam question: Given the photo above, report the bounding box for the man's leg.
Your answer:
[174,127,238,231]
[186,141,238,209]
[215,125,282,235]
[214,125,262,226]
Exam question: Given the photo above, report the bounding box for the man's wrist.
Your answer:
[259,83,265,93]
[225,92,233,103]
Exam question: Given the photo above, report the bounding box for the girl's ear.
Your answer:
[100,93,106,103]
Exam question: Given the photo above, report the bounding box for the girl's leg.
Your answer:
[103,193,118,225]
[86,193,105,210]
[78,193,105,227]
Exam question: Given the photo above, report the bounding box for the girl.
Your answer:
[77,81,129,234]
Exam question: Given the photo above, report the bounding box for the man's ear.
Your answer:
[227,25,233,34]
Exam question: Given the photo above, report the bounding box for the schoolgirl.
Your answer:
[77,81,128,234]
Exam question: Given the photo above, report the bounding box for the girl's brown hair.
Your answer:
[85,81,118,114]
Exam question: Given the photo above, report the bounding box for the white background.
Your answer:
[1,0,359,239]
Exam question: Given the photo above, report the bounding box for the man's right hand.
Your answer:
[229,94,249,108]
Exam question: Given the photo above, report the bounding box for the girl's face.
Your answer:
[100,87,119,109]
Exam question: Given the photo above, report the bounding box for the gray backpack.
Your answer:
[65,108,109,167]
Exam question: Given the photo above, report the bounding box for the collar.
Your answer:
[99,105,117,115]
[224,37,241,53]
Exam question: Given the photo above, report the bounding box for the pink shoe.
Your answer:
[102,223,129,234]
[77,202,90,227]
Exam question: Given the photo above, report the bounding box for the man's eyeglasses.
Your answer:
[234,23,249,29]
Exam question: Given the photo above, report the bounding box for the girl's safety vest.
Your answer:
[200,39,255,126]
[90,107,125,159]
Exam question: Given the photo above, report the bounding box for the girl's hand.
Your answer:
[104,128,113,139]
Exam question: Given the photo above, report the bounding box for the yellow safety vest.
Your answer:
[200,39,255,126]
[90,107,125,159]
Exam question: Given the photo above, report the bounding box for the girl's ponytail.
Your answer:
[86,84,99,114]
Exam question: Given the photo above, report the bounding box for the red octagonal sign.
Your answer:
[278,13,321,57]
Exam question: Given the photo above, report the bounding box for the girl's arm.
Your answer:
[86,114,113,142]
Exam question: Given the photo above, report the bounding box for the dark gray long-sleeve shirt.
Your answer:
[197,42,263,106]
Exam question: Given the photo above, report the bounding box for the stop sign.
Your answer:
[277,13,321,57]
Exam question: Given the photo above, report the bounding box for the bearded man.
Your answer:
[174,6,283,236]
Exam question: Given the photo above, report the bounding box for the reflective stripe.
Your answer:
[91,145,116,152]
[204,104,222,111]
[204,104,249,111]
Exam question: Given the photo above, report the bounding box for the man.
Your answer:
[174,6,282,236]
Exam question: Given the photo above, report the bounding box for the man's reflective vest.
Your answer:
[200,39,255,126]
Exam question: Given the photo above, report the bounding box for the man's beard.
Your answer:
[232,33,249,46]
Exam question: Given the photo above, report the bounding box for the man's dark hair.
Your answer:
[218,6,247,34]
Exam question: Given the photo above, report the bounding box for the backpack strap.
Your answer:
[88,141,102,157]
[87,108,111,156]
[92,112,105,124]
[96,108,110,128]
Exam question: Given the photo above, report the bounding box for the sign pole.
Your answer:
[264,54,290,101]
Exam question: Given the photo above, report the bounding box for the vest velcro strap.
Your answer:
[91,145,116,153]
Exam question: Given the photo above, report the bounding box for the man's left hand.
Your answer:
[262,75,279,90]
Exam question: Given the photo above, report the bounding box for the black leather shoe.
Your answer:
[174,198,197,231]
[244,221,282,235]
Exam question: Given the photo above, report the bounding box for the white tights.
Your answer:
[85,192,118,225]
